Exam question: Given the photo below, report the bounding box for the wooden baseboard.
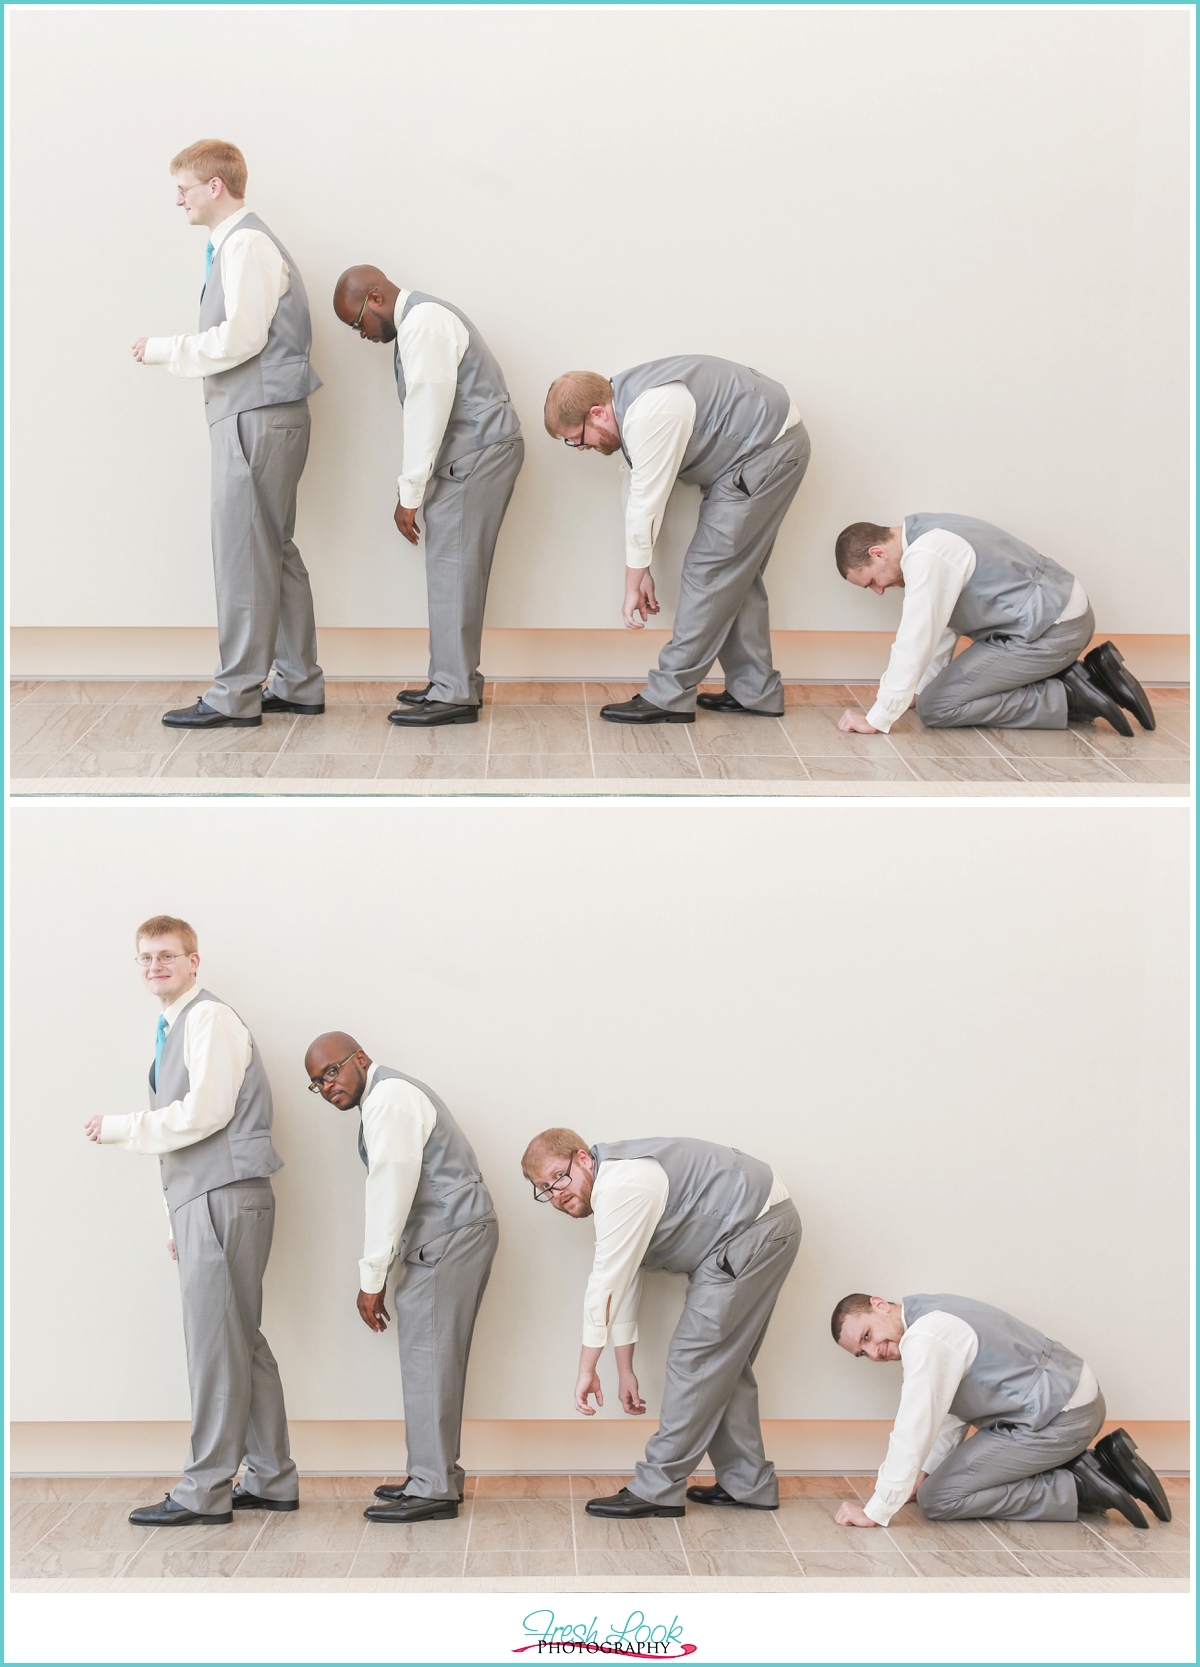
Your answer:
[9,1419,1190,1476]
[8,627,1192,684]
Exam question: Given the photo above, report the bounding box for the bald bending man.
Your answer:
[304,1033,498,1521]
[334,268,524,727]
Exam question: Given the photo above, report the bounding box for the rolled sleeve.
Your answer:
[864,1311,978,1526]
[147,229,286,380]
[582,1161,668,1347]
[621,384,696,568]
[109,1002,251,1156]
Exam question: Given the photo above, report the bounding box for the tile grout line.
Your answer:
[346,1499,373,1580]
[671,1514,693,1577]
[568,1475,578,1577]
[228,1508,275,1577]
[459,1474,477,1577]
[17,1498,87,1562]
[581,687,597,781]
[774,717,812,780]
[115,1523,159,1578]
[484,690,495,779]
[768,1499,805,1574]
[977,1518,1039,1575]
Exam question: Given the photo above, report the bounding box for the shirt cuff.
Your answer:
[609,1321,639,1347]
[141,337,174,367]
[397,478,426,510]
[624,547,653,571]
[865,698,901,733]
[359,1261,389,1293]
[100,1115,133,1145]
[863,1492,896,1526]
[582,1323,610,1348]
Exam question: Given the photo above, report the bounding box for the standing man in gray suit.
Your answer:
[333,267,524,728]
[84,915,299,1525]
[133,139,325,730]
[304,1032,499,1521]
[833,516,1156,737]
[544,360,810,724]
[830,1292,1171,1530]
[522,1129,800,1517]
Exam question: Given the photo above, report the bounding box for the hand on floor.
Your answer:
[835,1501,880,1527]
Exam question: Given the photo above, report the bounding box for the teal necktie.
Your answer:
[205,241,214,283]
[154,1014,168,1089]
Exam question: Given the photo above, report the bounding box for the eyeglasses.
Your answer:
[175,178,215,200]
[563,415,590,449]
[349,292,373,332]
[532,1157,575,1202]
[134,952,189,968]
[308,1051,360,1094]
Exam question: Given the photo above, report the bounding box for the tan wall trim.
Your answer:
[10,1419,1190,1476]
[9,627,1192,684]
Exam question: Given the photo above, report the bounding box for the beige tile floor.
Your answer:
[9,680,1190,797]
[10,1473,1189,1592]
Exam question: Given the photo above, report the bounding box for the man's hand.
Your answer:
[617,1370,645,1416]
[357,1289,391,1332]
[622,568,660,630]
[132,338,149,363]
[906,1471,928,1504]
[394,503,421,545]
[575,1365,604,1415]
[167,1238,177,1262]
[84,1116,104,1143]
[838,708,880,734]
[835,1501,881,1527]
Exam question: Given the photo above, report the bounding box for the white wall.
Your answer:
[10,802,1190,1427]
[9,8,1190,638]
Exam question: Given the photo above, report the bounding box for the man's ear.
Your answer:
[870,1295,891,1313]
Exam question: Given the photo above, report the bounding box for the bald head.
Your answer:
[334,266,400,342]
[305,1031,372,1108]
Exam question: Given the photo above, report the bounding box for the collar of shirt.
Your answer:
[209,205,252,253]
[363,1061,384,1103]
[900,521,910,556]
[393,289,412,330]
[161,981,201,1035]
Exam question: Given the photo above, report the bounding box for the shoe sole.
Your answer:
[1095,1430,1172,1522]
[1085,651,1156,732]
[262,706,325,716]
[686,1496,777,1509]
[162,717,262,729]
[232,1498,300,1511]
[600,713,695,725]
[387,712,479,727]
[363,1506,459,1522]
[696,705,784,717]
[130,1511,234,1525]
[584,1505,685,1518]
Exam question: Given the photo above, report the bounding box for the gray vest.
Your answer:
[358,1066,494,1259]
[394,292,521,470]
[904,514,1075,643]
[151,988,282,1209]
[200,212,323,425]
[903,1293,1086,1431]
[610,356,791,490]
[590,1137,772,1275]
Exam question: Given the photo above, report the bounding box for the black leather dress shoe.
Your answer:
[162,699,262,730]
[363,1497,459,1522]
[599,695,695,726]
[397,683,434,706]
[684,1481,776,1509]
[696,691,782,716]
[387,700,479,727]
[1084,642,1157,732]
[584,1487,684,1519]
[373,1480,463,1506]
[231,1483,300,1512]
[128,1493,233,1526]
[1093,1428,1172,1523]
[261,693,325,716]
[1058,664,1134,737]
[1068,1450,1148,1527]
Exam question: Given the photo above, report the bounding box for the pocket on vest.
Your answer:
[228,1130,279,1175]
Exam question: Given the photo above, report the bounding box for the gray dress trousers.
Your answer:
[169,1176,297,1515]
[204,399,325,720]
[915,607,1095,730]
[632,1200,802,1509]
[393,1211,500,1501]
[917,1392,1106,1522]
[420,436,525,706]
[643,423,810,715]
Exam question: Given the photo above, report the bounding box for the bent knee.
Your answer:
[916,1477,955,1519]
[914,686,956,729]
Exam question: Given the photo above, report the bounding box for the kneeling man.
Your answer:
[545,359,810,723]
[523,1130,801,1515]
[833,516,1155,737]
[831,1292,1171,1530]
[305,1032,499,1521]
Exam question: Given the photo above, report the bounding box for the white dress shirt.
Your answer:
[357,1064,439,1294]
[619,384,802,569]
[582,1158,791,1347]
[865,524,1090,733]
[393,292,470,511]
[100,983,252,1154]
[863,1303,1101,1526]
[142,206,290,380]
